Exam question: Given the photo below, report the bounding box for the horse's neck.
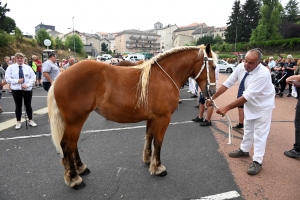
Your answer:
[158,53,198,86]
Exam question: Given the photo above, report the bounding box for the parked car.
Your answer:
[124,54,145,61]
[217,60,236,73]
[101,54,112,60]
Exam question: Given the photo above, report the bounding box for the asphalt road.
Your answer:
[0,83,243,200]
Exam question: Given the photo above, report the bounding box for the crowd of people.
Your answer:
[0,53,81,129]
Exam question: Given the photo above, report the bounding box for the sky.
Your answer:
[5,0,290,36]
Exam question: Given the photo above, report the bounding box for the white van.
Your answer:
[101,54,112,60]
[124,54,145,62]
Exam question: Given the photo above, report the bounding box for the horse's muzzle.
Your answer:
[202,85,216,99]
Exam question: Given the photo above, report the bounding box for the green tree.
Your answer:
[55,36,64,50]
[250,0,283,42]
[224,0,242,44]
[15,27,22,42]
[213,35,223,44]
[3,16,15,33]
[65,34,83,54]
[35,28,54,48]
[282,0,300,23]
[0,1,10,30]
[196,35,214,45]
[239,0,261,42]
[101,42,108,52]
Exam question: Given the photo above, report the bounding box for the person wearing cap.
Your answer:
[5,52,37,129]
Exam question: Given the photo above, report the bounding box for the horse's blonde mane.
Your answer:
[132,45,218,107]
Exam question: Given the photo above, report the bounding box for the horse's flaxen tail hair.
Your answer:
[47,83,64,156]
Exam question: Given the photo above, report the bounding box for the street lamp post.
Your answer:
[72,17,76,60]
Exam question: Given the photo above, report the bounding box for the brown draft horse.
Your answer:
[47,44,218,189]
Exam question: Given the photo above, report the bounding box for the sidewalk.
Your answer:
[211,73,299,199]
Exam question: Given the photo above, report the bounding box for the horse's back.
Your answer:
[53,60,146,121]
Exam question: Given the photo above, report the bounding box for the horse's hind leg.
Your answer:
[148,116,170,176]
[61,122,86,190]
[74,147,91,176]
[143,120,154,164]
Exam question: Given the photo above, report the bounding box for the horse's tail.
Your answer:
[47,83,64,156]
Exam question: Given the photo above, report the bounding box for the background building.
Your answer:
[114,29,160,54]
[35,23,55,35]
[149,22,178,52]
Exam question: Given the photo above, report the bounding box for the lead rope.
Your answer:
[204,55,233,144]
[155,60,180,93]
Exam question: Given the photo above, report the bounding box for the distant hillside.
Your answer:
[0,38,85,62]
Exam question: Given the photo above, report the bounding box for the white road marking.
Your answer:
[195,190,240,200]
[0,121,193,141]
[0,107,48,132]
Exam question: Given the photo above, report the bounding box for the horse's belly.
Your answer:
[94,107,147,123]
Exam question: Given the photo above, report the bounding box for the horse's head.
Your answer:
[193,44,217,98]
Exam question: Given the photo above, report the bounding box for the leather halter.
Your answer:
[193,50,216,94]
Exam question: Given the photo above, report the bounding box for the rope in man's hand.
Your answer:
[206,98,233,144]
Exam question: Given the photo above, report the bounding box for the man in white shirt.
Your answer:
[207,49,275,175]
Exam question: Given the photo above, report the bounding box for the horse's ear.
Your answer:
[205,44,211,54]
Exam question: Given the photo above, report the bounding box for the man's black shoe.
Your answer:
[284,149,300,159]
[233,123,244,129]
[192,116,203,122]
[190,95,198,98]
[199,120,211,126]
[195,105,199,108]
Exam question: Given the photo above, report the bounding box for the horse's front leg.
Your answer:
[148,116,170,176]
[143,120,154,164]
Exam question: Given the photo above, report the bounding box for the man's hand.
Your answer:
[21,84,29,89]
[216,106,229,116]
[206,99,213,107]
[18,78,24,84]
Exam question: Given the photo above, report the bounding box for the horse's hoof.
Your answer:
[72,181,86,190]
[157,171,167,177]
[80,168,91,176]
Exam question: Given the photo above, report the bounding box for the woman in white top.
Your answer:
[5,52,37,129]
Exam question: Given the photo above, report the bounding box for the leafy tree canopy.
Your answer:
[65,34,83,54]
[250,0,283,42]
[101,42,108,52]
[0,1,10,30]
[282,0,300,23]
[3,16,15,33]
[224,0,242,44]
[55,36,64,50]
[35,28,54,49]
